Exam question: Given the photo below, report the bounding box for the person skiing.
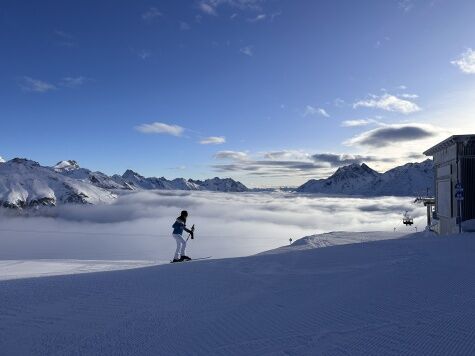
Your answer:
[171,210,194,262]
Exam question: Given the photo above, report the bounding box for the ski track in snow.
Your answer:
[1,232,475,355]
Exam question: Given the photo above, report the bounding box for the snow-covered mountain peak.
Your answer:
[330,162,379,181]
[122,169,145,180]
[298,160,434,196]
[8,158,41,167]
[0,156,5,163]
[54,160,80,172]
[0,159,116,208]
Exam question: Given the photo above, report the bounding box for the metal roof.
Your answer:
[423,135,475,156]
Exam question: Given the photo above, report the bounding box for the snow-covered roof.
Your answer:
[424,134,475,156]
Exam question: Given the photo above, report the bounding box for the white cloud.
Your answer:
[0,156,5,163]
[345,123,443,148]
[200,136,226,145]
[240,46,253,56]
[0,191,424,260]
[341,119,379,127]
[19,77,56,93]
[142,7,162,21]
[451,48,475,74]
[248,14,267,22]
[263,150,311,161]
[353,93,421,114]
[199,2,218,15]
[304,105,330,118]
[60,76,89,88]
[199,0,264,16]
[135,122,184,136]
[400,93,419,99]
[214,151,248,160]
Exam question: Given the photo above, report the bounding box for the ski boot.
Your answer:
[180,255,191,262]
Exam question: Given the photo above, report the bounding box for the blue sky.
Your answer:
[1,0,475,186]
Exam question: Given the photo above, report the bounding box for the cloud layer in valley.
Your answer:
[0,191,425,261]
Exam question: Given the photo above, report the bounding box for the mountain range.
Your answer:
[297,159,434,197]
[0,157,434,209]
[0,158,248,209]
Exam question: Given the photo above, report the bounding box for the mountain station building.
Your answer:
[424,135,475,234]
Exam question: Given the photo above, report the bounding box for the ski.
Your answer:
[170,256,212,263]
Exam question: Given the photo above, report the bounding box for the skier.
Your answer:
[171,210,194,262]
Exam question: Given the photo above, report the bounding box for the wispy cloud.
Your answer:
[240,46,253,56]
[312,153,394,166]
[198,0,264,16]
[398,0,414,12]
[333,98,345,107]
[211,147,412,182]
[135,122,184,136]
[54,30,75,47]
[59,76,90,88]
[353,93,421,114]
[213,150,332,179]
[19,77,56,93]
[341,118,380,127]
[263,150,310,161]
[55,30,73,40]
[400,93,419,99]
[142,7,162,21]
[248,14,267,22]
[214,151,248,160]
[304,105,330,118]
[200,136,226,145]
[345,123,441,148]
[451,48,475,74]
[199,2,218,15]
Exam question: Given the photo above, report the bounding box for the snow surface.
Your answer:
[298,159,433,196]
[1,231,475,355]
[0,259,155,281]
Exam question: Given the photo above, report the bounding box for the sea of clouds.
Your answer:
[0,191,426,261]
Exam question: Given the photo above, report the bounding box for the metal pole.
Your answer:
[456,147,462,234]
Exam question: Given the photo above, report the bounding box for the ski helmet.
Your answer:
[181,210,188,217]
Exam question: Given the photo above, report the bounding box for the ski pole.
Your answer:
[186,224,195,242]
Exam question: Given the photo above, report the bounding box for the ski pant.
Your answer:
[172,233,187,259]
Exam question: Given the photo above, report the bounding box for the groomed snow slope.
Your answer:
[1,232,475,355]
[0,260,155,281]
